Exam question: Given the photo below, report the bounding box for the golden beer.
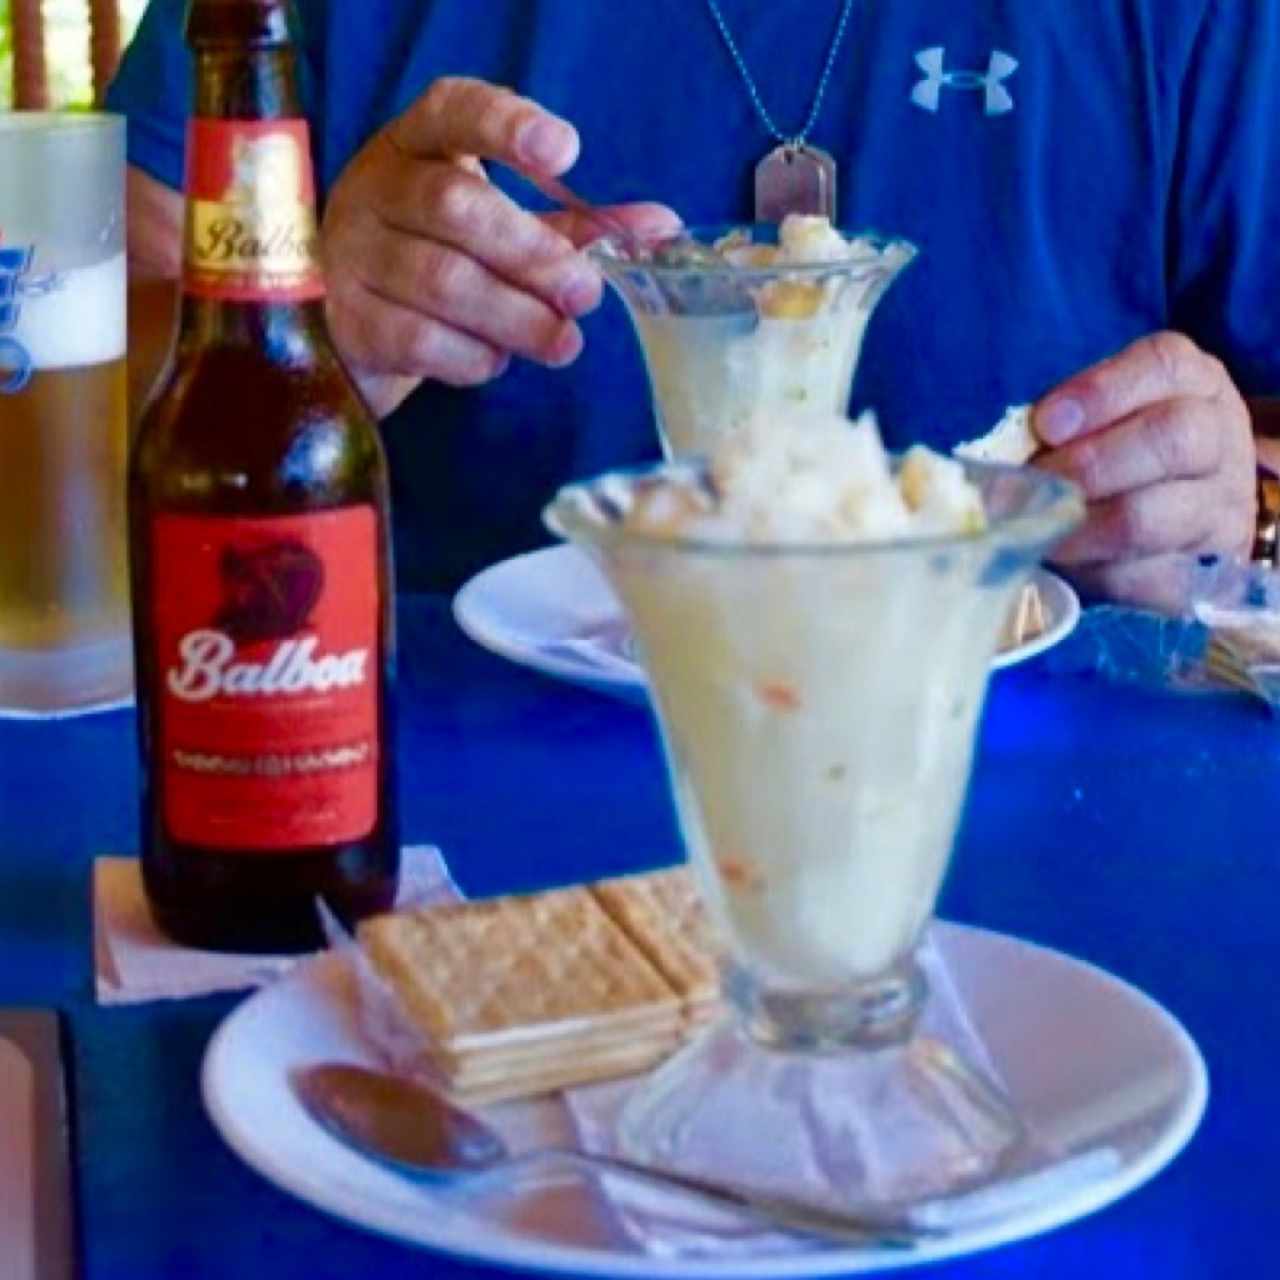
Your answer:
[0,225,132,709]
[0,356,129,649]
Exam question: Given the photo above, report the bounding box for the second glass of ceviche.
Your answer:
[591,216,916,459]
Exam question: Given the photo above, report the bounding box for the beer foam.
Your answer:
[9,253,126,370]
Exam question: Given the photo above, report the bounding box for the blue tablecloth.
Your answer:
[0,595,1272,1278]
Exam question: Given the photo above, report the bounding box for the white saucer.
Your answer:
[202,922,1205,1277]
[453,546,1081,702]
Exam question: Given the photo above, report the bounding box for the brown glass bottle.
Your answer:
[129,0,398,952]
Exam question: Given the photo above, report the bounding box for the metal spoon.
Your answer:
[292,1063,937,1250]
[524,171,652,260]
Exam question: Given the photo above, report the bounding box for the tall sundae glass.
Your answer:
[545,423,1082,1209]
[591,218,916,458]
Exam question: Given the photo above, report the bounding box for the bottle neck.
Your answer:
[194,39,297,118]
[179,43,328,356]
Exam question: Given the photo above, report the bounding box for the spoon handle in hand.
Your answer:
[523,173,646,257]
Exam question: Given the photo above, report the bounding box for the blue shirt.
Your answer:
[109,0,1280,590]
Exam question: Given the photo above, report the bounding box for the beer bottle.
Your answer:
[129,0,399,951]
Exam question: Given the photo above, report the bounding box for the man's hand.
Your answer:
[125,168,183,426]
[1032,332,1256,612]
[320,77,680,417]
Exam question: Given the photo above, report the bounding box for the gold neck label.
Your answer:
[183,119,325,303]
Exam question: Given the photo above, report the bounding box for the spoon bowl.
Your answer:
[293,1063,506,1175]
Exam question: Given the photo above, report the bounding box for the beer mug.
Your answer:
[0,114,130,713]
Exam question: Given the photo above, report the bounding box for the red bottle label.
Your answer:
[151,509,381,851]
[183,119,326,303]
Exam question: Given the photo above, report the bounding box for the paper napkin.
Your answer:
[93,844,458,1005]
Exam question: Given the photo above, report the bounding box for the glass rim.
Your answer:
[587,223,919,282]
[0,111,124,136]
[545,456,1085,561]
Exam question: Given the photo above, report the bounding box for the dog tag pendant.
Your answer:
[754,143,837,223]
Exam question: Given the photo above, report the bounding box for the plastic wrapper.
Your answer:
[317,855,466,1089]
[1041,605,1208,691]
[1037,557,1280,708]
[1185,558,1280,710]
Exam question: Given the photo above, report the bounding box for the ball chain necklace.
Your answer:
[703,0,856,222]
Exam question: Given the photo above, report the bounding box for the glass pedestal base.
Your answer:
[618,1019,1023,1209]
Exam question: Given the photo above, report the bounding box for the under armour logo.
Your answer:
[912,47,1019,115]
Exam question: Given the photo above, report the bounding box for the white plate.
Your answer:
[202,922,1206,1277]
[453,546,1081,701]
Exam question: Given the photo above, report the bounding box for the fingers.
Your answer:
[321,76,672,405]
[371,154,598,313]
[322,160,596,391]
[328,275,510,389]
[1035,332,1230,447]
[374,153,571,262]
[1051,474,1256,567]
[1031,333,1256,609]
[389,77,579,175]
[1064,556,1203,617]
[1052,480,1221,565]
[358,225,587,365]
[541,202,684,249]
[322,196,512,393]
[1036,398,1225,501]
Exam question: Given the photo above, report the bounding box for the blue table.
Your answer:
[0,596,1271,1278]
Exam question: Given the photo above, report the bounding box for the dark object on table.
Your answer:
[0,1010,77,1280]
